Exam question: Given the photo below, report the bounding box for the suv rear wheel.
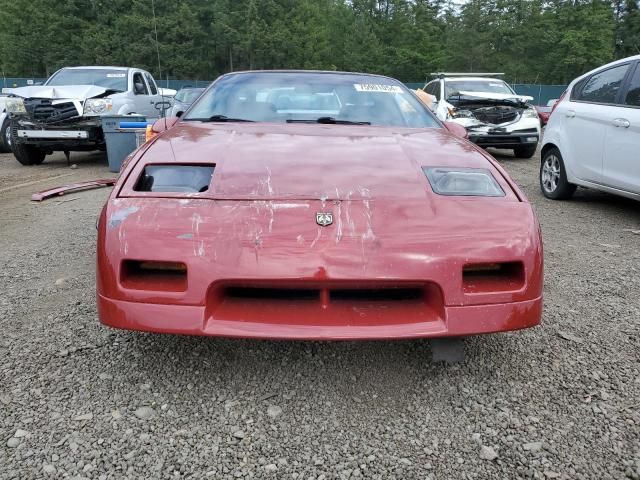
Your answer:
[10,123,46,165]
[514,144,537,159]
[540,147,576,200]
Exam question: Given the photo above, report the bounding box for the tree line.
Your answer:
[0,0,638,85]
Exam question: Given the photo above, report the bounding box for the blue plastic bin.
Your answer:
[102,115,147,172]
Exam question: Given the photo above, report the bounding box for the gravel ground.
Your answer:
[0,147,638,480]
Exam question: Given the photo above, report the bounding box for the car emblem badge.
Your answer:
[316,212,333,227]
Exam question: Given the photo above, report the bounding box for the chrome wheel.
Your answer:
[541,154,561,194]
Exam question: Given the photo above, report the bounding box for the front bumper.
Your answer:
[98,293,542,340]
[17,129,89,139]
[13,117,104,150]
[97,196,544,340]
[468,131,539,149]
[450,115,541,149]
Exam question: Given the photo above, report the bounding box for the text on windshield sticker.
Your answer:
[354,84,403,93]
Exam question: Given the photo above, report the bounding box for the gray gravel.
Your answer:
[0,147,639,479]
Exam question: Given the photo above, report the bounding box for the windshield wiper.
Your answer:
[287,117,371,125]
[202,115,255,123]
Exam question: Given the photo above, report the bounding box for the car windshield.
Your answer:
[445,80,514,97]
[46,68,128,92]
[175,88,205,104]
[185,72,439,128]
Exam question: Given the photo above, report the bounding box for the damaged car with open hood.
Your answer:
[2,66,171,165]
[423,74,541,158]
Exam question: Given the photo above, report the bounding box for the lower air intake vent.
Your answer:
[463,262,525,293]
[207,282,445,327]
[121,260,188,292]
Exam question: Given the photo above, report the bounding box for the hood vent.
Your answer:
[134,165,215,193]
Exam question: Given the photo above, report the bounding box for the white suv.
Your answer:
[541,55,640,200]
[424,74,541,158]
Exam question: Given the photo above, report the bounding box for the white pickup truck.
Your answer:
[2,66,173,165]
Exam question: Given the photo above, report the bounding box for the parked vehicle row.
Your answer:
[2,60,638,204]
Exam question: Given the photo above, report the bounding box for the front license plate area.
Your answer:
[18,130,89,139]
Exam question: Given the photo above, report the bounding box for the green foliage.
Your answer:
[0,0,634,84]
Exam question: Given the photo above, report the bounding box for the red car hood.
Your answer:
[135,122,518,201]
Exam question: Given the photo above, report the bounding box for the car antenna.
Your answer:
[151,0,167,118]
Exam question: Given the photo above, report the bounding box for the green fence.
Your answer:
[1,77,47,88]
[511,84,566,106]
[3,76,566,106]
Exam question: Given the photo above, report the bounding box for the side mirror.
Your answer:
[154,101,172,117]
[151,116,180,134]
[444,121,468,139]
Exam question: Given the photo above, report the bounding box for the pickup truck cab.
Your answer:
[3,66,170,165]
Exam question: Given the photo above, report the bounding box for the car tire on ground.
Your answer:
[10,122,46,166]
[514,144,537,159]
[540,147,576,200]
[0,116,12,153]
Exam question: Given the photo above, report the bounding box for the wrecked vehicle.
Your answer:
[424,74,541,158]
[3,66,171,165]
[97,70,543,341]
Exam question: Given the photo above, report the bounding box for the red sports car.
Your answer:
[97,71,543,340]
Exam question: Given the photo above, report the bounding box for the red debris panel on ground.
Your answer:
[31,179,116,202]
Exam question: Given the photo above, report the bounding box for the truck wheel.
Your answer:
[10,123,46,165]
[0,117,11,153]
[514,144,537,159]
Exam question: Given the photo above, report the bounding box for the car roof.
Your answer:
[570,54,640,85]
[442,77,505,83]
[222,69,404,82]
[61,66,131,71]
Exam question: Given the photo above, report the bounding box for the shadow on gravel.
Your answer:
[530,184,640,219]
[109,331,529,395]
[42,151,107,168]
[568,189,640,212]
[486,149,520,162]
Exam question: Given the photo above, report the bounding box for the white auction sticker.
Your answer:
[106,73,126,78]
[354,84,403,93]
